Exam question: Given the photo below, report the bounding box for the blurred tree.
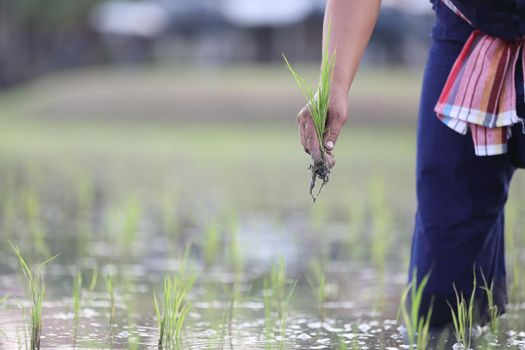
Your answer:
[0,0,104,88]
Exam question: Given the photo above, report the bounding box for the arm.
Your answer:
[298,0,381,166]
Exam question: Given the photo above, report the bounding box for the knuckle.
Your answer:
[329,109,348,125]
[329,129,339,137]
[338,113,349,124]
[296,109,307,123]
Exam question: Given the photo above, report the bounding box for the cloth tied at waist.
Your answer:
[435,0,525,156]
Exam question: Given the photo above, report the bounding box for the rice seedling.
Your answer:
[203,222,220,269]
[153,246,195,349]
[267,258,287,320]
[88,266,98,292]
[125,299,140,350]
[23,190,50,259]
[75,177,94,259]
[227,212,243,277]
[448,275,477,350]
[73,271,82,324]
[105,270,116,328]
[10,242,57,350]
[107,196,140,252]
[368,177,393,279]
[283,22,336,201]
[306,259,326,321]
[220,281,241,350]
[399,270,433,350]
[339,337,362,350]
[118,197,141,250]
[127,323,140,350]
[71,270,82,347]
[263,258,297,345]
[262,278,275,336]
[480,273,499,334]
[75,177,94,227]
[153,275,195,349]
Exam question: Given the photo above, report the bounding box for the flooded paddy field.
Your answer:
[1,67,525,349]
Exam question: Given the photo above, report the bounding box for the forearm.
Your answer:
[323,0,381,97]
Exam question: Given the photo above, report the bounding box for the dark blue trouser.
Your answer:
[408,36,525,327]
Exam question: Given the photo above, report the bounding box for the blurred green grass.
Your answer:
[0,116,416,216]
[0,65,420,210]
[7,64,525,224]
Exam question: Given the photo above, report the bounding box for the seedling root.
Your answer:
[309,158,330,202]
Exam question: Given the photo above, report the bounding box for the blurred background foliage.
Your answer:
[0,0,103,87]
[0,0,433,88]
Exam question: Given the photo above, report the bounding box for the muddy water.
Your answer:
[2,206,525,350]
[0,217,404,349]
[0,148,524,349]
[0,265,407,349]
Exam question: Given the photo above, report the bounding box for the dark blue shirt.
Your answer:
[431,0,525,41]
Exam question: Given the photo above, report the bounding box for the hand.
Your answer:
[297,92,348,168]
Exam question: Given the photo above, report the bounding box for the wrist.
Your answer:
[329,85,349,105]
[330,81,349,100]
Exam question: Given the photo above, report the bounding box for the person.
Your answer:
[297,0,525,327]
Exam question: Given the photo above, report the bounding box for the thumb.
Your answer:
[324,109,348,152]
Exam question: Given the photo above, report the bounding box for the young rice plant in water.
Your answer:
[10,242,57,350]
[73,271,82,325]
[203,222,220,269]
[399,271,432,350]
[448,274,477,350]
[263,258,297,345]
[480,273,499,335]
[72,270,83,346]
[220,281,240,349]
[154,247,195,349]
[105,271,116,328]
[154,276,194,349]
[307,259,327,321]
[283,23,336,201]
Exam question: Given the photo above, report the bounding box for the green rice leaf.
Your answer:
[283,21,336,155]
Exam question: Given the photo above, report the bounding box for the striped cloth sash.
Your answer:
[435,0,525,156]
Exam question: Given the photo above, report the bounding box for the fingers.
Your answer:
[324,107,348,153]
[297,107,309,154]
[324,152,336,169]
[304,117,323,164]
[297,104,338,168]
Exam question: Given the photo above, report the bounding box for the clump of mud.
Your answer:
[309,158,330,202]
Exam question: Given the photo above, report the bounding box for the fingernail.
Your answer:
[326,140,334,150]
